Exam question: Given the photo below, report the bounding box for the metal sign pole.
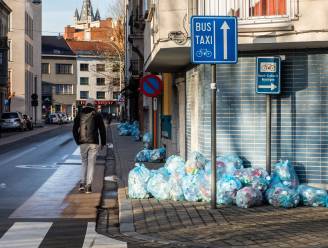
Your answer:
[211,64,217,209]
[266,94,272,174]
[153,97,158,149]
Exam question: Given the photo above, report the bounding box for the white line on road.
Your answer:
[0,147,37,166]
[62,154,69,160]
[83,222,127,248]
[73,147,80,156]
[0,222,52,248]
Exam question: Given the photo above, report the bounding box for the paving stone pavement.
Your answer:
[98,123,328,248]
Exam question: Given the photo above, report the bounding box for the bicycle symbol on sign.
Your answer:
[196,49,212,58]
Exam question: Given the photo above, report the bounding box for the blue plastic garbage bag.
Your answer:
[147,167,171,200]
[164,155,185,174]
[297,184,328,207]
[119,128,130,136]
[133,121,139,128]
[128,163,151,199]
[265,184,300,208]
[234,168,271,191]
[271,160,299,188]
[216,154,244,177]
[185,151,208,175]
[236,187,263,208]
[132,128,141,141]
[182,174,202,202]
[149,147,166,162]
[142,132,152,149]
[169,176,185,201]
[197,171,211,202]
[217,175,242,205]
[135,149,152,162]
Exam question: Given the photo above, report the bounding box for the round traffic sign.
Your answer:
[139,74,163,97]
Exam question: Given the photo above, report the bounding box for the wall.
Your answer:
[186,49,328,187]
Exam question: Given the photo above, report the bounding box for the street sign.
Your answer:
[191,16,238,64]
[139,74,163,97]
[256,57,281,94]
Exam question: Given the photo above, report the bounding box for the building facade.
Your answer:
[126,0,328,188]
[64,0,121,43]
[4,0,42,123]
[41,36,77,118]
[67,40,121,113]
[0,0,11,113]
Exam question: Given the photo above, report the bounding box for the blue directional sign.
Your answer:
[256,57,281,94]
[191,16,238,64]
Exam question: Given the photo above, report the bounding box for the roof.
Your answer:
[42,36,75,56]
[66,40,118,57]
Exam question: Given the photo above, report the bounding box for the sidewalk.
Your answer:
[104,123,328,248]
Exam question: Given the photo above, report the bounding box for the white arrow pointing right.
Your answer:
[220,21,230,60]
[258,83,277,91]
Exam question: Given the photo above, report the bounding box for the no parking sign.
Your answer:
[139,75,163,97]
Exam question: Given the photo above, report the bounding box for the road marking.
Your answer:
[16,164,58,170]
[0,222,52,248]
[0,147,37,166]
[10,164,80,219]
[62,154,69,160]
[73,147,80,156]
[83,222,127,248]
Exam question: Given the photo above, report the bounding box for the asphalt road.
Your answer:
[0,125,91,248]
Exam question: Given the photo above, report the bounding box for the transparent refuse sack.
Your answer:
[149,147,166,162]
[297,184,328,207]
[217,175,242,205]
[271,160,299,189]
[142,132,152,149]
[234,168,271,191]
[182,174,202,202]
[135,149,152,162]
[128,163,151,199]
[147,167,171,200]
[164,155,185,175]
[236,187,263,208]
[265,184,300,208]
[216,154,244,177]
[185,151,209,175]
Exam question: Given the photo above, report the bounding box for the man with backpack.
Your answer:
[73,98,106,194]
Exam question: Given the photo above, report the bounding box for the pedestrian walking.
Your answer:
[73,98,106,194]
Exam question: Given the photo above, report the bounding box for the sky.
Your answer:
[42,0,114,35]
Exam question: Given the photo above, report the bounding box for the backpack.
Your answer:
[79,110,97,143]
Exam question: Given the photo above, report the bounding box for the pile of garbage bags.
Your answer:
[117,121,141,141]
[128,151,328,209]
[135,147,166,163]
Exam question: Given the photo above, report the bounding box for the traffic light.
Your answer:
[31,93,38,107]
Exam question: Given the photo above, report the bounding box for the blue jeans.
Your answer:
[80,144,98,185]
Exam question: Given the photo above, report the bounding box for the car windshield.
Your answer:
[2,113,19,119]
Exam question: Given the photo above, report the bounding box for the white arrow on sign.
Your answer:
[220,21,230,60]
[258,83,277,91]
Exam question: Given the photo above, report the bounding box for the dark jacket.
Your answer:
[73,106,106,146]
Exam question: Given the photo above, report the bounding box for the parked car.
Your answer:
[23,114,33,130]
[48,113,62,124]
[57,112,68,124]
[0,112,27,131]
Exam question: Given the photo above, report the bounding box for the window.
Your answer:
[25,12,33,39]
[80,91,89,99]
[8,40,12,61]
[96,64,105,72]
[80,77,89,85]
[55,84,73,95]
[80,63,89,71]
[42,63,50,74]
[96,78,105,86]
[192,0,296,22]
[25,41,33,66]
[112,63,120,72]
[56,64,72,74]
[113,91,120,100]
[96,91,106,99]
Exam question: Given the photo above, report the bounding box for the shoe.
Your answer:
[79,183,85,192]
[85,184,92,194]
